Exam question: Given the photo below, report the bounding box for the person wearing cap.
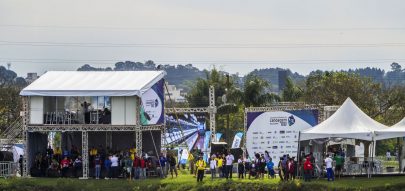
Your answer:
[196,156,206,182]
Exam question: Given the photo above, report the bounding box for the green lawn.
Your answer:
[1,171,405,191]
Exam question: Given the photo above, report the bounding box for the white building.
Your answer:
[165,82,186,102]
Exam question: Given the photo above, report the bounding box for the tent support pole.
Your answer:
[297,131,301,179]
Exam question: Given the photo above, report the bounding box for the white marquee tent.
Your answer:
[375,117,405,140]
[300,98,388,141]
[20,71,166,97]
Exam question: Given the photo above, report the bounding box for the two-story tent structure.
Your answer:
[20,71,166,178]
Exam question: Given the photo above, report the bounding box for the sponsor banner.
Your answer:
[246,110,318,165]
[203,131,211,162]
[232,132,244,149]
[141,79,164,125]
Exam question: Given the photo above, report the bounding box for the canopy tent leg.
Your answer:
[296,131,301,179]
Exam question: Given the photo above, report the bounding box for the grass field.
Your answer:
[1,171,405,191]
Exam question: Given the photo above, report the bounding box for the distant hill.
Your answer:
[77,61,207,91]
[77,61,405,93]
[247,68,306,92]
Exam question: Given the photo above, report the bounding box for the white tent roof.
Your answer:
[375,117,405,140]
[300,98,387,141]
[20,71,165,97]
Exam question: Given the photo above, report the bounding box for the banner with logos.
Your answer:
[246,109,318,165]
[216,133,223,142]
[231,132,244,149]
[140,79,164,125]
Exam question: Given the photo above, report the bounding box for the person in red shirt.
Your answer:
[140,157,146,179]
[303,157,313,182]
[133,155,141,179]
[60,156,70,178]
[287,158,295,181]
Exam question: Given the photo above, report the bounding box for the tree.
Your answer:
[242,74,280,107]
[304,72,381,115]
[391,62,402,72]
[281,77,303,102]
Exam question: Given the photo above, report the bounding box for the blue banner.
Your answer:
[216,133,223,142]
[231,132,244,148]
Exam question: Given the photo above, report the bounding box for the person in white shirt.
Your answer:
[110,154,119,178]
[210,157,217,180]
[324,154,334,181]
[225,152,234,179]
[386,150,391,161]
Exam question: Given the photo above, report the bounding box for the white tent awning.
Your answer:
[20,71,165,97]
[300,98,387,141]
[375,117,405,140]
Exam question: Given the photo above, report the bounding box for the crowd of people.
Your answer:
[26,145,346,183]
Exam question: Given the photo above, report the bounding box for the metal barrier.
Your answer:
[0,162,18,178]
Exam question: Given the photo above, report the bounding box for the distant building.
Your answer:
[278,70,288,93]
[165,82,187,102]
[25,73,39,84]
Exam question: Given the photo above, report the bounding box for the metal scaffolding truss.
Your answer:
[22,97,29,177]
[81,131,89,179]
[209,86,217,142]
[164,107,208,113]
[25,124,165,132]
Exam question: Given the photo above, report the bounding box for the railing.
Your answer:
[0,162,18,178]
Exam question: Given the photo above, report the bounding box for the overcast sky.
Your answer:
[1,0,405,77]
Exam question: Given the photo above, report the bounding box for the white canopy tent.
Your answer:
[20,71,166,97]
[375,117,405,140]
[300,98,388,141]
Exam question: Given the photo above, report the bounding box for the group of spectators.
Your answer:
[28,144,167,179]
[27,146,347,182]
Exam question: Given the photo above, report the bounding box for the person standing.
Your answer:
[110,154,119,179]
[216,155,223,178]
[60,156,70,178]
[324,154,334,181]
[104,155,112,179]
[266,158,275,179]
[287,157,295,181]
[188,151,195,175]
[140,156,147,179]
[225,152,234,179]
[196,156,206,182]
[210,156,217,180]
[94,154,101,179]
[81,101,91,124]
[159,154,168,178]
[303,157,313,182]
[167,154,178,178]
[237,156,245,179]
[386,150,391,161]
[73,156,82,178]
[133,155,141,180]
[334,153,344,179]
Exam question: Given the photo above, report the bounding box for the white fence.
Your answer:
[0,162,18,178]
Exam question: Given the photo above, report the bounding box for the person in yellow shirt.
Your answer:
[196,156,206,182]
[188,152,195,174]
[54,147,62,161]
[129,147,136,160]
[216,156,224,178]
